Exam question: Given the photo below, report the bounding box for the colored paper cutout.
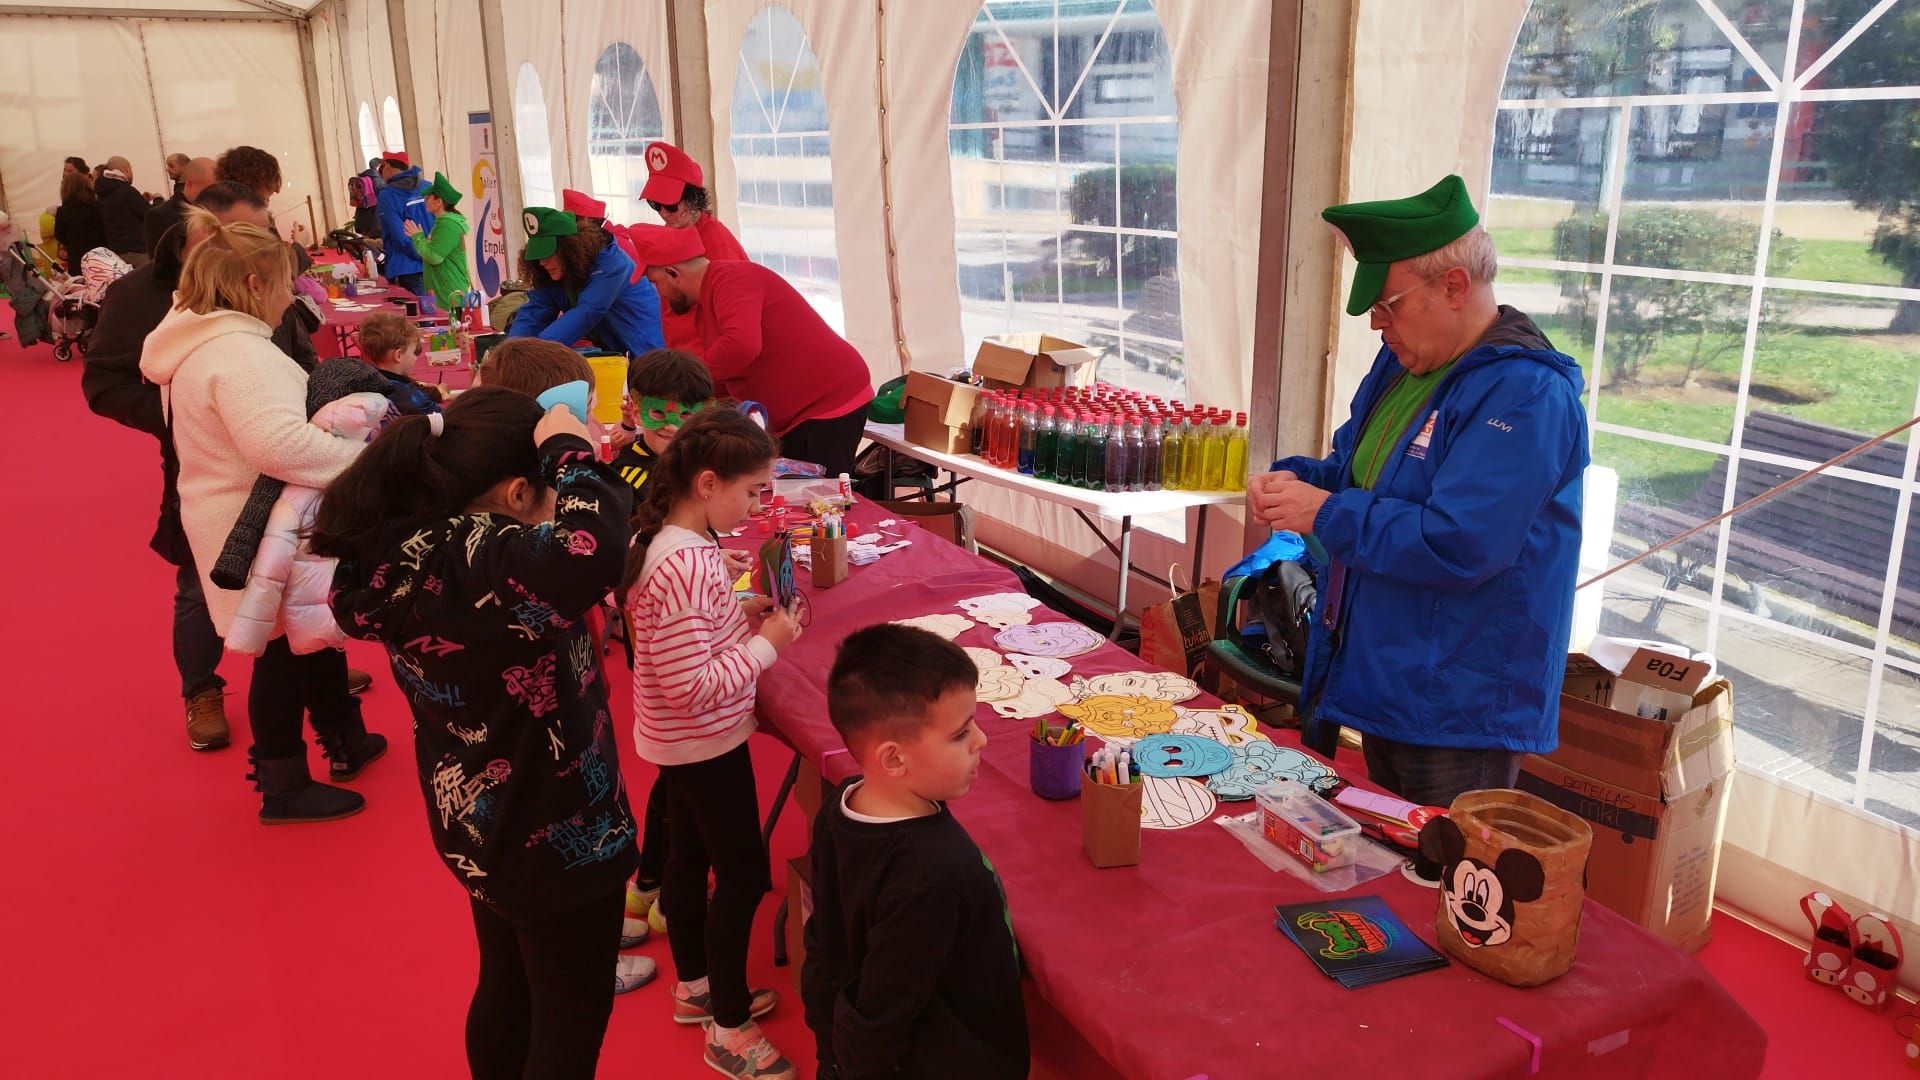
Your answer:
[1172,704,1271,747]
[1006,653,1072,681]
[963,646,1006,671]
[994,621,1104,659]
[975,665,1026,703]
[988,676,1074,720]
[1056,694,1179,740]
[1206,741,1336,802]
[1132,734,1235,778]
[956,593,1042,615]
[1069,670,1200,703]
[970,608,1034,629]
[892,613,974,640]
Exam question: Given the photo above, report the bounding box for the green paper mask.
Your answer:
[638,396,712,431]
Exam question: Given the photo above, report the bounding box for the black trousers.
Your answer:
[779,403,868,478]
[173,557,225,700]
[466,890,624,1080]
[247,637,360,758]
[659,742,771,1028]
[635,774,667,888]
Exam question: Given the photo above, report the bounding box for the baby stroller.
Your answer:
[47,247,132,362]
[2,239,57,350]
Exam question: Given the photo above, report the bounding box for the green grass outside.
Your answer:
[1493,226,1907,288]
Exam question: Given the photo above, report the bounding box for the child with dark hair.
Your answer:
[357,311,443,415]
[476,336,595,399]
[621,406,801,1079]
[311,388,638,1079]
[802,624,1028,1080]
[610,348,713,497]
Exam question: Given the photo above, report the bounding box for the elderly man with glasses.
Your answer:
[1247,175,1589,808]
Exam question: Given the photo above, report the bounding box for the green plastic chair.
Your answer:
[1207,575,1303,707]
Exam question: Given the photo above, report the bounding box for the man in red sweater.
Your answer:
[638,142,750,357]
[630,224,874,476]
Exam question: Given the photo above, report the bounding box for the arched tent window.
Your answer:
[731,5,841,331]
[381,96,405,153]
[515,63,558,211]
[357,101,382,168]
[949,0,1182,396]
[1491,0,1920,825]
[587,42,667,225]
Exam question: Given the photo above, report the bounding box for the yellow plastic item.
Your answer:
[586,354,628,425]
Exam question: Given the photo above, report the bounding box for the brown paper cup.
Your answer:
[811,536,849,588]
[1082,780,1142,868]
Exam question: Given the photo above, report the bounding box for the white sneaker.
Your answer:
[620,916,650,948]
[614,953,658,995]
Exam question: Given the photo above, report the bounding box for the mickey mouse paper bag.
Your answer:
[1418,788,1593,987]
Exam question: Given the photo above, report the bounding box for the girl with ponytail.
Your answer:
[620,406,802,1078]
[311,388,640,1079]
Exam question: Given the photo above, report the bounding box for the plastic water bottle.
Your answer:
[1056,409,1081,487]
[1104,414,1130,493]
[1082,413,1108,490]
[1142,416,1164,491]
[1162,413,1186,491]
[1203,415,1229,491]
[1227,413,1250,491]
[1035,405,1058,481]
[1017,404,1038,475]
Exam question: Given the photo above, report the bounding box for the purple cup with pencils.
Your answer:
[1029,724,1086,801]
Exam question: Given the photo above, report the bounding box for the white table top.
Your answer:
[864,422,1243,520]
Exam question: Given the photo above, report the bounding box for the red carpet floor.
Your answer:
[0,331,1908,1077]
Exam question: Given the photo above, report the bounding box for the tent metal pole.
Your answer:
[298,11,342,235]
[1245,0,1306,551]
[664,0,716,215]
[385,0,424,162]
[477,0,524,268]
[0,5,291,21]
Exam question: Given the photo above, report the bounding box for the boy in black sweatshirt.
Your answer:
[803,625,1029,1079]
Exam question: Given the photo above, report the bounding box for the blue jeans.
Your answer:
[393,272,426,299]
[1360,734,1520,808]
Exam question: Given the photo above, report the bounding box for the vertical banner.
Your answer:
[467,110,511,298]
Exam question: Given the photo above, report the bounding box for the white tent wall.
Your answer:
[310,5,363,225]
[400,0,488,230]
[504,0,575,202]
[0,17,163,241]
[561,0,676,212]
[0,13,320,245]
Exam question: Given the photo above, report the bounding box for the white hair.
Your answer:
[1404,225,1498,287]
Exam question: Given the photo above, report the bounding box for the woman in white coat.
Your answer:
[141,211,383,824]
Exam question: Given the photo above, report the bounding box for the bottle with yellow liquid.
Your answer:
[1161,412,1186,491]
[1181,411,1209,490]
[1202,414,1229,490]
[1226,412,1251,490]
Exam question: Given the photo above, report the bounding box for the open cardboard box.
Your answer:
[971,333,1099,391]
[1517,639,1735,952]
[902,370,981,455]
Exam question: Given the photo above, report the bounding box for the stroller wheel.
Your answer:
[53,343,73,363]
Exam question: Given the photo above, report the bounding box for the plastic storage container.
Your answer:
[1255,779,1362,872]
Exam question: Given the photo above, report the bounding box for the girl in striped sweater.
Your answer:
[621,406,801,1080]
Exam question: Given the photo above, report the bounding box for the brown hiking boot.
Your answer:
[185,690,231,751]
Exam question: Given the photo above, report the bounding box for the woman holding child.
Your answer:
[139,209,384,825]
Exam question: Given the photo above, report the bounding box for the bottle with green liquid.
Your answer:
[1162,413,1186,491]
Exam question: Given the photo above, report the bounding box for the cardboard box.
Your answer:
[785,857,813,991]
[1516,641,1736,951]
[902,371,980,455]
[971,333,1099,391]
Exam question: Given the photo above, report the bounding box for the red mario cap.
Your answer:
[561,188,607,219]
[380,151,410,168]
[640,141,704,205]
[627,223,706,269]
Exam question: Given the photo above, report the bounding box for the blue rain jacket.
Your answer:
[507,241,664,358]
[375,167,436,279]
[1273,307,1588,754]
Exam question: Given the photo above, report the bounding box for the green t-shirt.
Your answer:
[1349,360,1457,490]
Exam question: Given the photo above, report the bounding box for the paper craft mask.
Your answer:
[892,613,974,640]
[994,621,1104,659]
[638,396,712,430]
[963,647,1006,672]
[975,665,1026,703]
[1172,704,1271,747]
[1055,694,1178,740]
[535,379,591,421]
[1132,734,1235,778]
[1205,741,1335,801]
[1069,670,1200,704]
[1139,776,1218,830]
[988,676,1074,720]
[956,593,1041,616]
[1006,653,1072,682]
[758,533,796,607]
[969,608,1034,629]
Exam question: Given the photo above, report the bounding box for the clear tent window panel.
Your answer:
[730,5,841,332]
[515,63,558,214]
[1499,0,1920,823]
[586,42,666,227]
[948,0,1184,397]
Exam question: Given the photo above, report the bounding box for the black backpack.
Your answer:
[1249,559,1317,677]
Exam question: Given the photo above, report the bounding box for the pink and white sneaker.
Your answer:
[702,1019,796,1079]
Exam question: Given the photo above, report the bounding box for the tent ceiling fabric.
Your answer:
[5,0,323,13]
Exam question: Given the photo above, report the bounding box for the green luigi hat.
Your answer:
[521,205,579,261]
[1322,174,1480,316]
[425,171,462,209]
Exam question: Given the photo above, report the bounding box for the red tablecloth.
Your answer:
[740,501,1767,1079]
[312,281,417,359]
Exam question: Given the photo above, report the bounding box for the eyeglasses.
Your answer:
[1369,272,1447,324]
[647,200,681,214]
